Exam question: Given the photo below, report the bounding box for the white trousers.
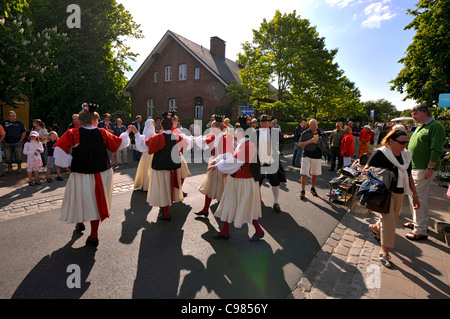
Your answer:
[408,169,436,235]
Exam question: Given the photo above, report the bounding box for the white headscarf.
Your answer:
[143,118,155,139]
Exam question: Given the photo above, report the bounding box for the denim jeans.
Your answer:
[292,143,302,167]
[3,142,23,166]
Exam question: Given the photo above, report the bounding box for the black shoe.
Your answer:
[86,237,99,247]
[249,232,264,242]
[158,207,164,218]
[273,203,281,213]
[328,168,335,171]
[194,211,209,218]
[183,192,188,197]
[213,233,230,240]
[311,187,318,197]
[300,190,306,200]
[75,224,85,232]
[158,214,171,221]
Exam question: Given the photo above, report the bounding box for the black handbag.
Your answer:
[365,189,391,214]
[364,167,394,214]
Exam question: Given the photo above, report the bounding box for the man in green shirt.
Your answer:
[406,104,446,240]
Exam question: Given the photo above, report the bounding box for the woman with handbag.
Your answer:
[363,129,420,268]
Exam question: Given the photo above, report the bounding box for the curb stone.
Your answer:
[289,206,381,299]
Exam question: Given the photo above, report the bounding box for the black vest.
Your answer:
[71,128,110,174]
[151,133,182,171]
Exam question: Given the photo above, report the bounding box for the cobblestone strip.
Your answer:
[289,208,382,299]
[0,181,135,222]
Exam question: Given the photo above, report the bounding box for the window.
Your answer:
[153,72,158,83]
[165,66,172,82]
[194,67,200,80]
[179,64,187,81]
[194,97,203,118]
[147,99,154,118]
[169,98,177,112]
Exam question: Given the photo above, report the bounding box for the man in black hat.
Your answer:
[255,114,286,213]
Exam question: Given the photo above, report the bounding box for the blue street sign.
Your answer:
[438,93,450,108]
[237,105,247,108]
[241,108,254,115]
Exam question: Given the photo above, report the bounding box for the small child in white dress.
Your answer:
[23,131,44,185]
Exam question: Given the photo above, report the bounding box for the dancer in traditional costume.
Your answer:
[133,118,155,191]
[132,112,190,221]
[54,103,132,247]
[171,113,191,195]
[255,114,286,213]
[207,116,264,241]
[194,115,233,217]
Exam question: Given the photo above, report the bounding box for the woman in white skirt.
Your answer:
[171,114,191,194]
[133,118,155,191]
[131,112,190,220]
[207,118,264,241]
[194,115,233,217]
[54,103,131,247]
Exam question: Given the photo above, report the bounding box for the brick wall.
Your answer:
[130,37,235,120]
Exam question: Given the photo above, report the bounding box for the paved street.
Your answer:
[0,150,347,299]
[1,149,449,300]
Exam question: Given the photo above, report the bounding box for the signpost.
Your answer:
[241,108,254,115]
[438,93,450,108]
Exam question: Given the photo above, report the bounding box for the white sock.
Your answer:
[272,186,279,205]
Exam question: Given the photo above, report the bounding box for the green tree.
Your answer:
[0,0,64,109]
[28,0,143,127]
[363,99,399,122]
[237,10,356,120]
[390,0,450,107]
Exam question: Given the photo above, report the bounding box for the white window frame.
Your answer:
[194,105,203,119]
[153,71,158,83]
[194,67,200,80]
[179,64,187,81]
[169,98,177,112]
[147,99,154,118]
[165,66,172,82]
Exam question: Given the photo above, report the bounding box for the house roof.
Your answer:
[124,30,242,92]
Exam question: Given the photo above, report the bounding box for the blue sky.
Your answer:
[119,0,418,111]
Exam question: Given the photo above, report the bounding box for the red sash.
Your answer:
[94,172,109,221]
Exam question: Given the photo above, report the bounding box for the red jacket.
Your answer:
[340,133,354,157]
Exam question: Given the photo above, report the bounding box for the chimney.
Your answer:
[210,36,226,59]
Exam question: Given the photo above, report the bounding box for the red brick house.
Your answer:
[123,30,243,121]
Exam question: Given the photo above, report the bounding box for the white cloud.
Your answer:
[361,1,396,28]
[325,0,359,8]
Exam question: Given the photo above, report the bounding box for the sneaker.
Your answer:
[379,251,392,268]
[55,176,63,181]
[300,190,306,200]
[310,187,318,197]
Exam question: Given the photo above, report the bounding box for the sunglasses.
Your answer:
[393,139,409,145]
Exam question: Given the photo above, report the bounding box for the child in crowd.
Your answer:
[46,131,63,182]
[23,131,44,186]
